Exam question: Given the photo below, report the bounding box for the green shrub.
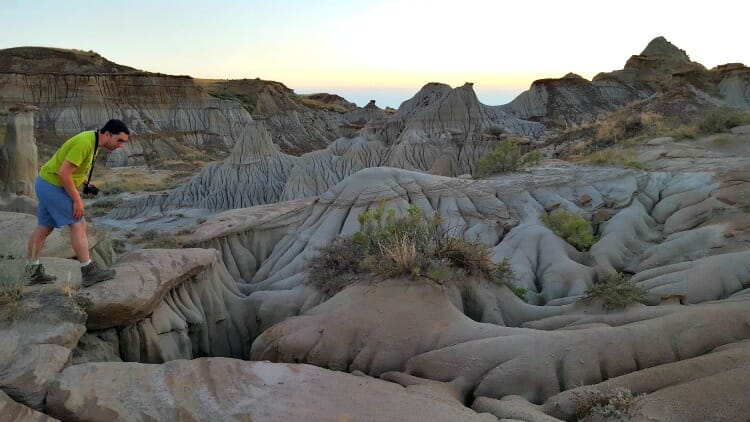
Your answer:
[698,106,750,134]
[583,272,647,310]
[712,134,731,145]
[542,209,597,251]
[307,201,515,296]
[475,140,541,177]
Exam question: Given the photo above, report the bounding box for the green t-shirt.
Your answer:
[39,131,99,188]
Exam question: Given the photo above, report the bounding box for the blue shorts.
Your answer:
[35,176,84,228]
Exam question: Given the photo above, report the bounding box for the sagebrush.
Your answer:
[475,139,541,177]
[307,201,514,296]
[584,272,647,310]
[542,209,597,251]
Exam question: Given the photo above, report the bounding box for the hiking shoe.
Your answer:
[81,261,116,287]
[24,263,57,285]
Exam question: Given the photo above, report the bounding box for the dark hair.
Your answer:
[100,119,129,135]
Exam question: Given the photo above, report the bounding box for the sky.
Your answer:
[1,0,748,108]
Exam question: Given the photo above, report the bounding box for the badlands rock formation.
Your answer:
[111,82,543,219]
[502,36,750,126]
[197,78,379,154]
[0,47,373,166]
[3,36,750,421]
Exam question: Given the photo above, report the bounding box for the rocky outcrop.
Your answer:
[0,287,86,410]
[198,78,375,155]
[109,122,298,218]
[0,47,251,166]
[503,36,750,127]
[0,105,38,213]
[46,359,494,421]
[501,72,653,125]
[108,82,543,218]
[0,390,57,422]
[81,248,254,362]
[602,36,707,85]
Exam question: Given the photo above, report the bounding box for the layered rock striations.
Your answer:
[112,82,543,219]
[0,48,253,166]
[198,78,371,155]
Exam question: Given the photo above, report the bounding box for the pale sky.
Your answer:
[1,0,747,108]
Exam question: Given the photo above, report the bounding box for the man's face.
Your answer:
[105,131,129,151]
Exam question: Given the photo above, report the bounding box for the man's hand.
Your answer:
[58,160,84,221]
[73,198,85,220]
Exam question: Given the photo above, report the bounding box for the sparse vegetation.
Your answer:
[501,279,528,301]
[584,147,645,170]
[697,106,750,134]
[712,134,732,145]
[542,209,597,251]
[307,201,515,296]
[475,139,542,177]
[0,261,25,319]
[297,96,349,113]
[669,124,698,139]
[574,387,642,420]
[583,272,647,310]
[56,271,79,298]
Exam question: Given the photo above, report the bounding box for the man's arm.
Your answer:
[58,160,84,220]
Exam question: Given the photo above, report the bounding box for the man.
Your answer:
[25,119,129,287]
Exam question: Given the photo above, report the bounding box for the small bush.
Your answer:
[475,140,541,177]
[698,106,750,134]
[584,272,647,310]
[503,282,528,301]
[542,209,597,251]
[712,134,731,145]
[307,201,515,296]
[574,387,642,420]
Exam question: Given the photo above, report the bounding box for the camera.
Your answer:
[83,183,100,196]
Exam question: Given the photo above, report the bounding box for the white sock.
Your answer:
[81,260,92,267]
[28,259,40,266]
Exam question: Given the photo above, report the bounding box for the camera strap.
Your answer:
[87,131,99,185]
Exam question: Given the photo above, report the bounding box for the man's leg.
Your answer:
[72,220,116,287]
[69,220,90,263]
[24,225,57,284]
[27,225,54,261]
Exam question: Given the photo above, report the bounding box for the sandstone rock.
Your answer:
[400,299,750,405]
[84,248,222,329]
[0,390,58,422]
[0,287,86,410]
[46,359,495,421]
[542,340,750,420]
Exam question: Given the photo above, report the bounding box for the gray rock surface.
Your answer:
[0,390,58,422]
[0,287,86,410]
[46,359,495,422]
